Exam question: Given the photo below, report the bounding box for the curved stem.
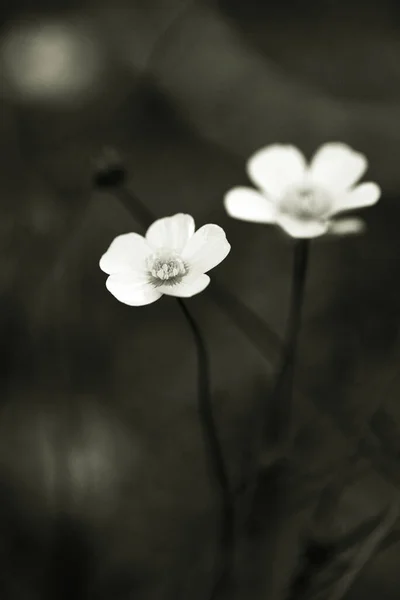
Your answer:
[176,298,235,598]
[99,181,234,596]
[267,239,310,448]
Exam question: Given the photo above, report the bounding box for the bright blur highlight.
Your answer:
[1,20,104,103]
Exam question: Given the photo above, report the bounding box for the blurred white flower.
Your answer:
[224,143,381,238]
[100,214,230,306]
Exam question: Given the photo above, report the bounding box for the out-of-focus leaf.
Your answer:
[289,499,399,600]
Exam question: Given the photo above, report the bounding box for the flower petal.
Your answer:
[181,224,230,274]
[276,214,330,238]
[309,143,367,193]
[332,182,381,214]
[157,274,210,297]
[328,218,366,236]
[224,187,277,223]
[246,145,307,197]
[99,233,151,275]
[146,213,195,252]
[106,272,162,306]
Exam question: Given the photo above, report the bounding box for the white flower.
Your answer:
[224,143,381,238]
[100,213,231,306]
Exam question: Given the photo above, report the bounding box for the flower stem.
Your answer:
[98,177,235,596]
[267,239,310,449]
[176,298,235,598]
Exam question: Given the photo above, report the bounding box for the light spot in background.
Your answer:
[0,19,104,104]
[64,399,143,516]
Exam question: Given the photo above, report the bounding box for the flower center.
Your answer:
[278,185,333,220]
[146,250,187,287]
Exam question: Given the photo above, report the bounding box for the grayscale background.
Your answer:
[0,1,400,598]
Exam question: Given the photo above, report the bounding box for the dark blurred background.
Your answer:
[1,0,400,598]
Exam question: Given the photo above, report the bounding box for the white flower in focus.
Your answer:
[224,143,381,238]
[100,214,231,306]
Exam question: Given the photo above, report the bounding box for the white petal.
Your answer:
[246,145,307,197]
[276,214,329,238]
[181,224,230,274]
[332,182,381,214]
[224,187,277,223]
[158,274,210,297]
[145,213,195,252]
[309,143,367,193]
[329,218,366,236]
[106,273,162,306]
[99,233,151,275]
